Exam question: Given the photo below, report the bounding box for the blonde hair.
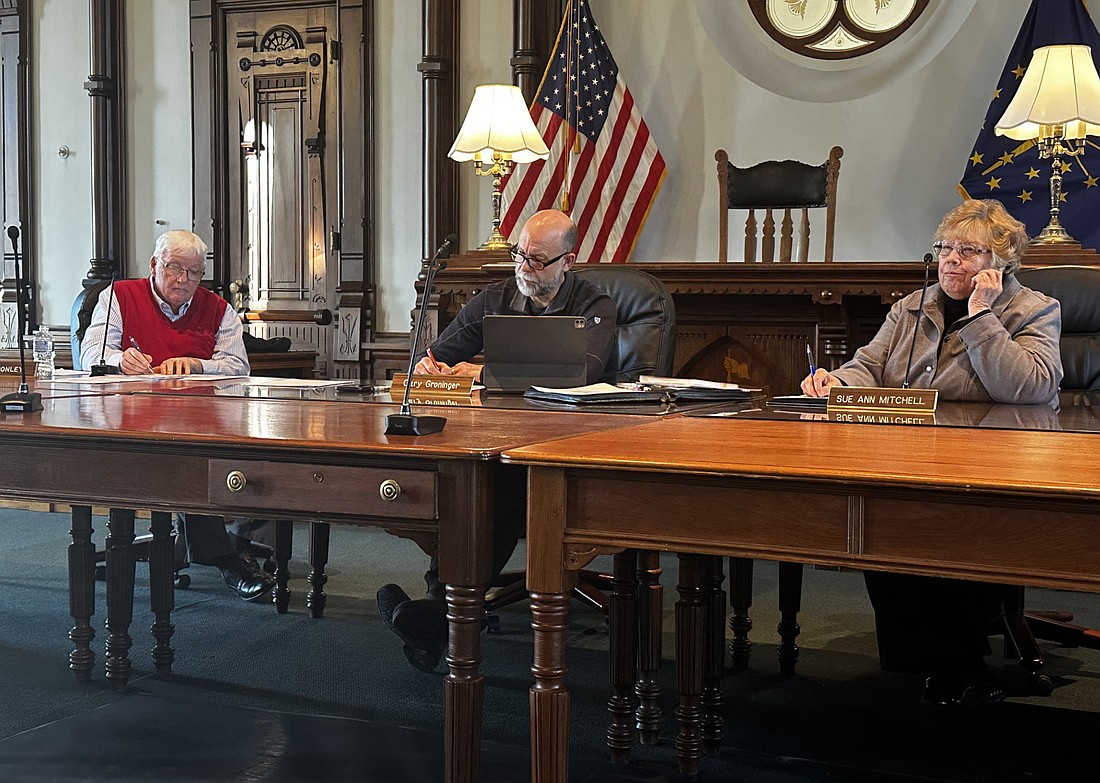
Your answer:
[934,199,1029,273]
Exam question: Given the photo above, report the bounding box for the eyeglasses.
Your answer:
[932,242,990,261]
[158,260,206,281]
[509,244,569,271]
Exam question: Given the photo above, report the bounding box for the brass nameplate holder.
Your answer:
[827,386,938,425]
[390,373,475,399]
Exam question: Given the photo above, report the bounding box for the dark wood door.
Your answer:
[192,1,370,378]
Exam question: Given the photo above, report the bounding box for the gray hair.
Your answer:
[153,230,207,263]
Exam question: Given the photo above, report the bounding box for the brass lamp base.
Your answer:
[1032,217,1078,245]
[478,227,513,250]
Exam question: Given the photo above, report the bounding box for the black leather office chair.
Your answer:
[1000,265,1100,691]
[483,265,677,621]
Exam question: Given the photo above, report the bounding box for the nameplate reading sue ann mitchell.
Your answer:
[827,386,938,414]
[390,373,475,397]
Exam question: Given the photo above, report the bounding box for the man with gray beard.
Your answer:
[378,209,616,672]
[411,209,617,382]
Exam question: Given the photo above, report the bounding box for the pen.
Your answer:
[806,344,817,377]
[426,346,439,371]
[129,337,153,372]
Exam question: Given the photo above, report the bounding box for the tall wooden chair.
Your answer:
[716,146,843,263]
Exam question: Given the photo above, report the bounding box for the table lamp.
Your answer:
[448,84,549,250]
[995,44,1100,244]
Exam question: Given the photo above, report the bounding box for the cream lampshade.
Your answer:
[448,85,550,249]
[996,44,1100,244]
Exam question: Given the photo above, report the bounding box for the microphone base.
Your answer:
[0,390,43,413]
[385,413,447,436]
[90,363,122,377]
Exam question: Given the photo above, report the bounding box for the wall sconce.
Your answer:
[448,84,549,250]
[996,44,1100,244]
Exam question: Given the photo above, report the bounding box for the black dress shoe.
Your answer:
[922,674,1007,709]
[220,557,275,601]
[376,584,446,673]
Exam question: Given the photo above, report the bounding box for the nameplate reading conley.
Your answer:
[827,386,938,414]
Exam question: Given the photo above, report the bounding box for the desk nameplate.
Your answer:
[391,373,475,397]
[828,385,938,414]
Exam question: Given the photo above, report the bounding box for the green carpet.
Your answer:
[0,508,1097,781]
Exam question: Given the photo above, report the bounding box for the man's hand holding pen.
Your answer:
[120,336,155,375]
[413,346,482,379]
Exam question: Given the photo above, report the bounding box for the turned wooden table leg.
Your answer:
[777,562,803,675]
[272,519,292,614]
[634,549,663,745]
[104,508,136,690]
[728,556,753,671]
[148,511,175,676]
[445,583,484,783]
[531,590,570,783]
[702,555,726,755]
[607,550,638,762]
[675,553,706,778]
[307,521,330,619]
[68,505,96,682]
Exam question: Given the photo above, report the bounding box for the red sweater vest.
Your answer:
[115,279,227,366]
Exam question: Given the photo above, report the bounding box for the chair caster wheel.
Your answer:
[94,565,106,582]
[484,615,501,635]
[262,559,276,575]
[1028,673,1054,696]
[174,573,191,589]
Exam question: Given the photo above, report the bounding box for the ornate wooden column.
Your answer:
[85,0,127,282]
[419,0,459,260]
[0,0,36,339]
[511,0,562,102]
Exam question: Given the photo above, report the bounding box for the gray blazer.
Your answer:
[831,275,1063,404]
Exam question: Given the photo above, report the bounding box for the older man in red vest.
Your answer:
[81,230,273,601]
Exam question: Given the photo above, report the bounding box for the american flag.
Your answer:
[499,0,666,264]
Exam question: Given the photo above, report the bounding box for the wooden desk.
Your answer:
[503,416,1100,782]
[0,392,639,783]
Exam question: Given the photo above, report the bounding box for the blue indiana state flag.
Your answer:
[959,0,1100,250]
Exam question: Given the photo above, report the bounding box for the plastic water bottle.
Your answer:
[32,325,55,380]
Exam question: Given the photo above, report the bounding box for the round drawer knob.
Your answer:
[379,479,401,501]
[226,470,247,493]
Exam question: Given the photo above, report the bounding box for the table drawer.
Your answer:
[208,459,437,520]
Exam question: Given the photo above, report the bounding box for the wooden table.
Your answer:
[503,415,1100,782]
[0,391,639,783]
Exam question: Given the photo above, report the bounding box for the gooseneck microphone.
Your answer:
[89,270,122,376]
[385,233,457,436]
[0,225,43,413]
[901,252,935,389]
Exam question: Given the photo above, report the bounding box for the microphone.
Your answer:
[89,270,122,376]
[0,225,43,413]
[385,232,457,436]
[901,252,934,389]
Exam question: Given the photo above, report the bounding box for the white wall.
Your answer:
[30,0,1097,333]
[126,0,193,269]
[33,0,91,325]
[375,0,424,335]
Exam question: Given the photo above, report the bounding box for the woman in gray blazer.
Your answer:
[800,199,1064,710]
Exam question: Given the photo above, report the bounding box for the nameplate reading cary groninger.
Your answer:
[827,386,938,418]
[391,373,475,398]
